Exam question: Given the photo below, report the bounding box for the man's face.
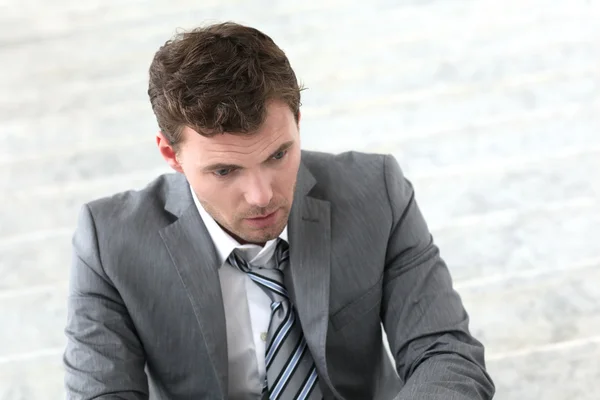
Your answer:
[159,101,301,245]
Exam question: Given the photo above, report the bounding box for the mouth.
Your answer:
[244,209,280,228]
[246,210,277,220]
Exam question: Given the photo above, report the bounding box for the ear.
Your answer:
[156,131,184,174]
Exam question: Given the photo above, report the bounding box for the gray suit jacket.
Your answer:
[64,150,494,399]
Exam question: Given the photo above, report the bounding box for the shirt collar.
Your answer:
[190,184,288,267]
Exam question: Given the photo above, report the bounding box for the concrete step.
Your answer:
[436,204,600,281]
[463,262,600,353]
[488,340,600,400]
[0,355,64,399]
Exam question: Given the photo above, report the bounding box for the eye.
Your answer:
[213,168,232,177]
[272,150,287,160]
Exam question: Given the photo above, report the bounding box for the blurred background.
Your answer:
[1,0,599,398]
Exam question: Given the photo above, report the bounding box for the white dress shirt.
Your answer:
[191,187,288,399]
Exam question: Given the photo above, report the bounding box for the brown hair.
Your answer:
[147,22,302,149]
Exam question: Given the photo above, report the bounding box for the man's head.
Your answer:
[148,22,303,245]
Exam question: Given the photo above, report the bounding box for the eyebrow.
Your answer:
[202,140,295,172]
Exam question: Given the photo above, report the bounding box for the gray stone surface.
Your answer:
[486,341,600,400]
[1,0,599,398]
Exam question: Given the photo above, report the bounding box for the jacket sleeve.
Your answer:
[380,155,495,400]
[63,204,149,399]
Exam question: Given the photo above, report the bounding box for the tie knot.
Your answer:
[227,239,289,301]
[227,239,289,273]
[227,249,254,273]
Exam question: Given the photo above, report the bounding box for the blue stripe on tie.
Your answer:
[250,276,286,299]
[250,276,286,297]
[266,303,291,357]
[247,273,287,297]
[270,338,308,400]
[266,307,295,366]
[297,366,318,400]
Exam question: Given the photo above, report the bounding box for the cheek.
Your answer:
[276,158,300,196]
[203,185,234,207]
[197,185,240,224]
[186,174,230,210]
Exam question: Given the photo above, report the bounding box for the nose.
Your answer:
[243,172,273,209]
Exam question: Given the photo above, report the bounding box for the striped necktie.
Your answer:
[228,240,322,400]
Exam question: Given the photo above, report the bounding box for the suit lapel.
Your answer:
[159,174,228,399]
[288,163,343,399]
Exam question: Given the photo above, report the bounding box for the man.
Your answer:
[63,22,495,400]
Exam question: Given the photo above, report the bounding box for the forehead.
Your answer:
[181,103,298,165]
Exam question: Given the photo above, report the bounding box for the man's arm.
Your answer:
[63,204,149,399]
[380,155,495,400]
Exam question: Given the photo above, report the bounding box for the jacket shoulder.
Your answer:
[301,150,390,198]
[84,173,185,227]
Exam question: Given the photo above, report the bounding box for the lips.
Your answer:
[244,209,280,228]
[247,211,276,219]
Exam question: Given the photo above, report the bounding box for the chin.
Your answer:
[233,210,289,245]
[246,230,280,244]
[243,225,284,245]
